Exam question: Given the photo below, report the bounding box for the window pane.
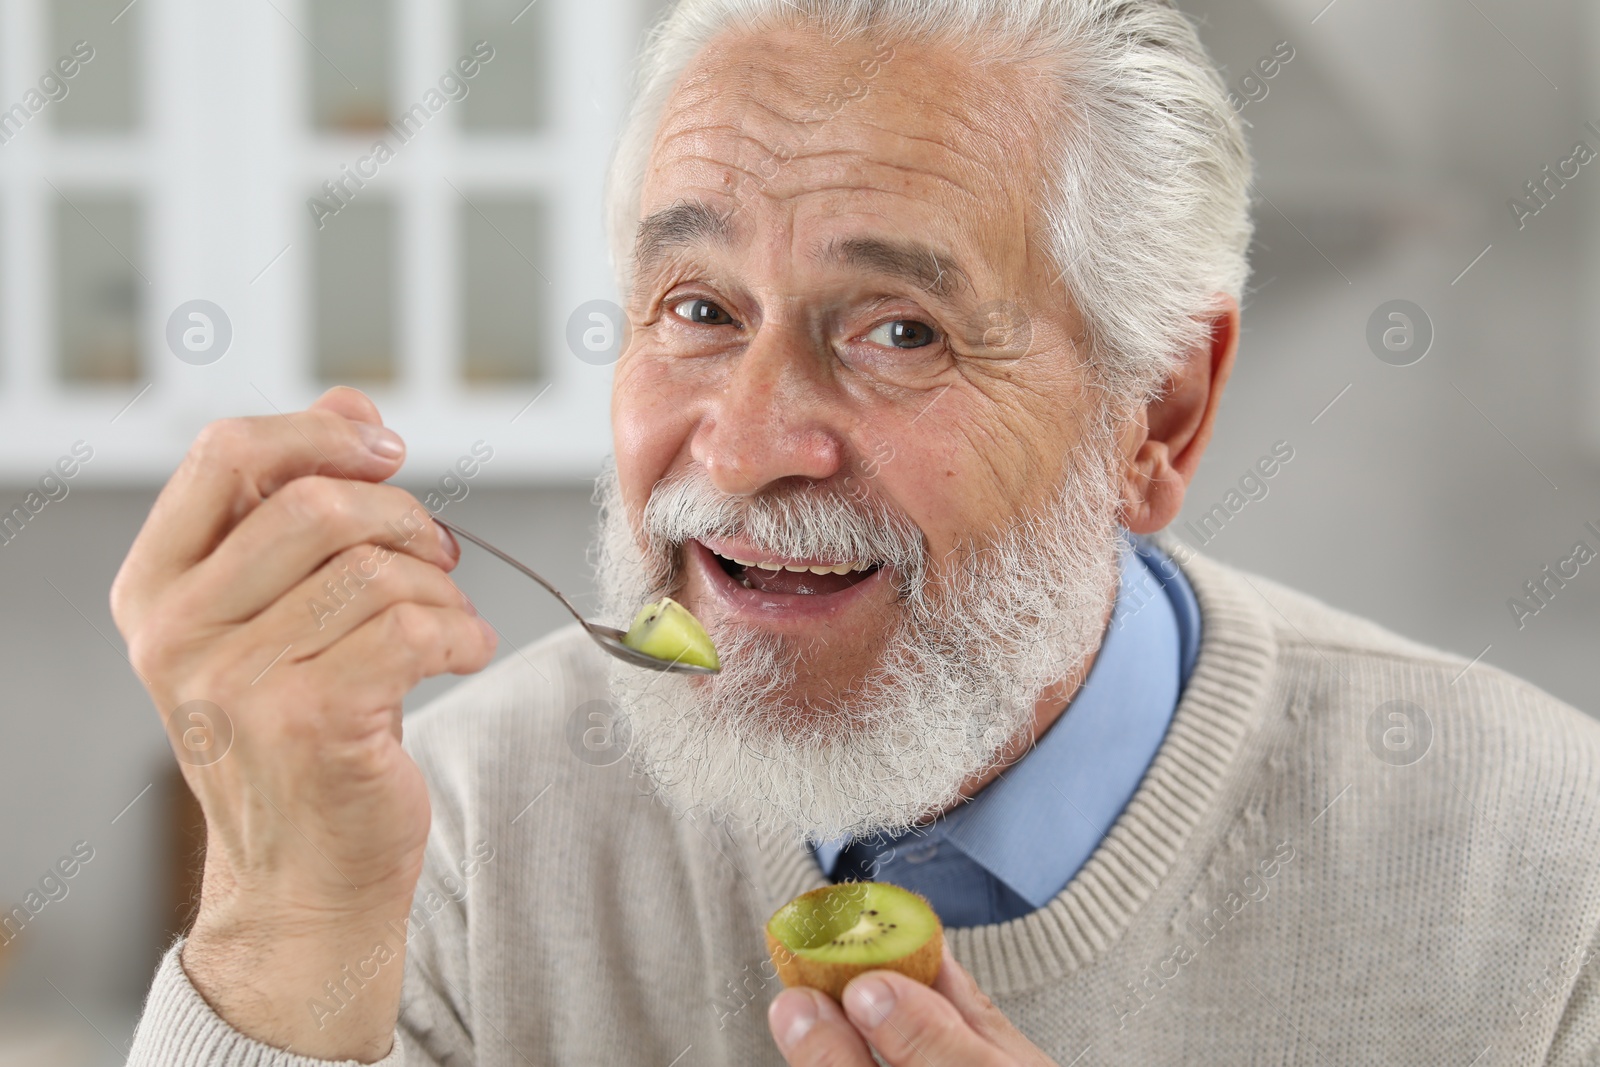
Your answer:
[459,0,548,132]
[461,197,548,382]
[56,194,142,383]
[51,0,140,132]
[312,199,396,383]
[309,0,393,133]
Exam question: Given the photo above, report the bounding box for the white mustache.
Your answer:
[640,467,927,583]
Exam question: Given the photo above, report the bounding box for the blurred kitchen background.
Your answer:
[1,0,1597,1061]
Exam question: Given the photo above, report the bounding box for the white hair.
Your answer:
[602,0,1255,411]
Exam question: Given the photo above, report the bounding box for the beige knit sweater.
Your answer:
[128,533,1600,1065]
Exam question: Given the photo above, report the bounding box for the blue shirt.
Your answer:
[808,530,1201,927]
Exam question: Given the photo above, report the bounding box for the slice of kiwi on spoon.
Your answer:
[621,596,720,671]
[765,882,943,1001]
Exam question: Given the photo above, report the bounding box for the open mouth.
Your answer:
[700,543,884,597]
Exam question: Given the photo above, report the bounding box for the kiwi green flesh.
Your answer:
[768,883,938,966]
[621,597,720,670]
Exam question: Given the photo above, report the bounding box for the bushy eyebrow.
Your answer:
[631,198,973,303]
[633,199,738,283]
[817,234,971,302]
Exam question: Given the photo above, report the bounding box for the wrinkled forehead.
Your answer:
[634,24,1053,296]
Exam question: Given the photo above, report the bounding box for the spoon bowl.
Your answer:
[586,624,721,675]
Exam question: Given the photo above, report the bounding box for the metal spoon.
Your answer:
[433,516,719,675]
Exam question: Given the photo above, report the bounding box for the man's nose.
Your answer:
[689,323,844,496]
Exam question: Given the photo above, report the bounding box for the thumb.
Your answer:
[840,967,1004,1067]
[310,385,382,425]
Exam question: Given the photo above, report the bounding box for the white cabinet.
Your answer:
[0,0,638,483]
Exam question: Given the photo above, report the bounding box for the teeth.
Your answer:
[719,551,872,575]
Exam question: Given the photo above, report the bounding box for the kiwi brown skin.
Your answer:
[765,884,944,1002]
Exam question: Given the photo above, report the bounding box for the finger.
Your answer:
[256,547,470,661]
[175,478,458,625]
[113,408,407,631]
[297,601,497,719]
[768,987,875,1066]
[930,942,1031,1050]
[308,385,382,425]
[840,971,1007,1067]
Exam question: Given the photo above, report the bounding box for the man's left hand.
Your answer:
[767,942,1058,1066]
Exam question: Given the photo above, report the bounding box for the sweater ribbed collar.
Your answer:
[733,533,1278,996]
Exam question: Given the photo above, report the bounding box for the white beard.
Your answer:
[593,428,1126,845]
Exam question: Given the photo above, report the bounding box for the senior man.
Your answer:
[120,0,1600,1064]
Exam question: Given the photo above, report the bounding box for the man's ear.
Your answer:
[1118,294,1239,535]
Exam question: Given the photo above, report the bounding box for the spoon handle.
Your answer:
[433,517,592,632]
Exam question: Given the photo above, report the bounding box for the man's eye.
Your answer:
[670,298,735,326]
[865,319,938,349]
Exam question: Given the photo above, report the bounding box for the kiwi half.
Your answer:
[621,596,720,670]
[765,882,943,1001]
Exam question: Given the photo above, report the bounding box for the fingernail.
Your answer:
[844,976,896,1030]
[356,421,405,460]
[460,590,478,616]
[437,522,461,562]
[770,990,818,1054]
[477,616,497,645]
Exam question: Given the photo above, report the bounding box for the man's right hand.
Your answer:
[111,386,497,1062]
